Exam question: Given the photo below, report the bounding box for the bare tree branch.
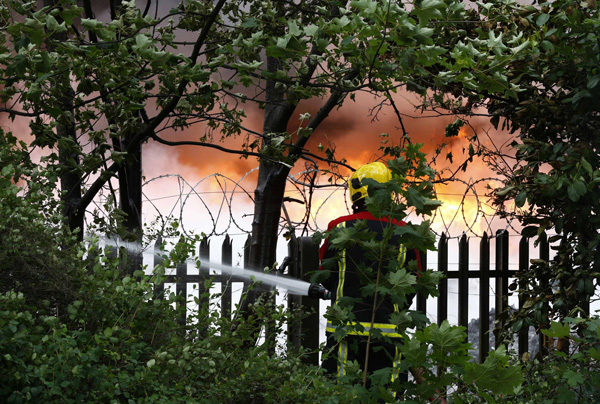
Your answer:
[149,133,292,168]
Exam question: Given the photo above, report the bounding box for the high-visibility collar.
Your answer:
[326,321,403,338]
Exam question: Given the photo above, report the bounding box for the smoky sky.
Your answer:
[3,1,515,203]
[162,87,514,190]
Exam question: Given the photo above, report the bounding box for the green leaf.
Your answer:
[557,388,576,403]
[399,337,426,370]
[387,269,416,294]
[536,13,550,26]
[581,157,593,175]
[541,321,571,338]
[405,187,425,211]
[463,346,524,395]
[444,119,464,137]
[573,179,586,196]
[329,225,364,249]
[521,226,538,238]
[1,164,13,176]
[146,359,156,368]
[496,185,515,197]
[512,319,524,332]
[304,24,319,37]
[563,369,584,387]
[46,15,66,33]
[426,320,465,353]
[587,75,600,89]
[389,311,413,331]
[487,31,508,56]
[415,270,443,298]
[351,0,376,12]
[510,40,530,54]
[241,17,257,28]
[135,34,150,49]
[570,89,592,104]
[81,18,103,30]
[540,40,554,52]
[515,191,527,207]
[287,20,301,36]
[567,184,580,202]
[414,0,445,23]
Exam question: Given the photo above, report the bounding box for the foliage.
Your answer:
[491,317,600,404]
[0,136,526,403]
[472,0,600,329]
[0,0,549,354]
[430,1,600,401]
[0,130,81,313]
[0,276,348,404]
[0,133,343,403]
[388,0,600,347]
[0,218,344,402]
[0,0,537,238]
[3,0,599,402]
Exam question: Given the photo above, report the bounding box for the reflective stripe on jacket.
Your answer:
[319,210,421,331]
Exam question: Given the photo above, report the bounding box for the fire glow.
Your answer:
[141,90,514,237]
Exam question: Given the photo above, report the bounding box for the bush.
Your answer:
[496,317,600,404]
[0,132,81,315]
[0,131,344,403]
[0,252,348,404]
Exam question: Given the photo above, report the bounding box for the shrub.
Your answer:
[0,131,343,403]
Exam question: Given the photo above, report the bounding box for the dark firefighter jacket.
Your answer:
[319,210,422,339]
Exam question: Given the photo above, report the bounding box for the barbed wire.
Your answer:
[131,161,524,242]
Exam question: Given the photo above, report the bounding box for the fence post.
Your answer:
[105,236,142,276]
[243,235,250,267]
[518,235,529,357]
[153,236,165,299]
[176,238,187,326]
[243,235,251,293]
[221,235,233,320]
[437,233,449,380]
[494,229,509,348]
[298,237,320,365]
[479,232,490,363]
[437,233,448,326]
[417,250,427,314]
[458,234,469,333]
[199,239,210,309]
[287,238,302,352]
[126,238,144,276]
[538,232,550,356]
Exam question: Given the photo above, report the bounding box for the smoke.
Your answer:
[1,0,516,238]
[148,86,516,234]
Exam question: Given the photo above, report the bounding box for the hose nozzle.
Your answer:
[308,283,332,300]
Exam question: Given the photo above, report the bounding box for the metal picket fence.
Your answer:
[116,230,586,365]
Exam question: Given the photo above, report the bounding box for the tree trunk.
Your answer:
[112,0,143,274]
[117,137,143,238]
[44,0,83,239]
[247,162,289,270]
[58,114,83,238]
[248,53,296,270]
[236,53,296,348]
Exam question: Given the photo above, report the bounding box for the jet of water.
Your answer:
[98,237,313,297]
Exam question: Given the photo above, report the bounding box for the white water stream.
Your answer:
[99,238,312,296]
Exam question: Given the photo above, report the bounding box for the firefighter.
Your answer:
[318,162,422,390]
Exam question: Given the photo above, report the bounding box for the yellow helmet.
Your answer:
[349,162,392,203]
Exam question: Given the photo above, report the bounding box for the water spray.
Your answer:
[98,238,331,300]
